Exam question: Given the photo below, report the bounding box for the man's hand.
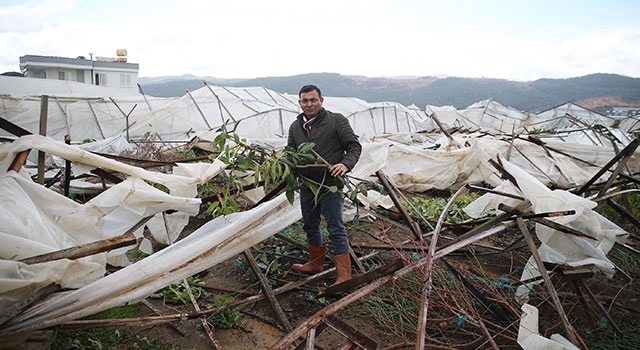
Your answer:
[329,163,349,177]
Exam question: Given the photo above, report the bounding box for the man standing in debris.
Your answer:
[287,84,362,285]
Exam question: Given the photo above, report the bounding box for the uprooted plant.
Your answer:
[200,123,367,219]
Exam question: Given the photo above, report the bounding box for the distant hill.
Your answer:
[138,73,640,113]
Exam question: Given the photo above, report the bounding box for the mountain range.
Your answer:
[138,73,640,114]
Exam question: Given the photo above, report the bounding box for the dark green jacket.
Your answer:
[287,108,362,186]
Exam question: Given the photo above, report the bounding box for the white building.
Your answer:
[19,50,139,91]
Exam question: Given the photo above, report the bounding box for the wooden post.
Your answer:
[244,249,293,332]
[86,100,106,139]
[516,217,580,347]
[415,185,467,350]
[64,135,71,197]
[183,278,222,349]
[575,137,640,195]
[37,95,49,185]
[375,170,424,242]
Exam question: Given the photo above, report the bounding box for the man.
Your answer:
[287,84,362,285]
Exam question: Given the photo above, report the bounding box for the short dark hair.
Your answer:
[299,85,322,98]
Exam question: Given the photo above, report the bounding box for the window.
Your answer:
[32,70,46,79]
[95,73,107,86]
[120,74,131,87]
[58,71,66,80]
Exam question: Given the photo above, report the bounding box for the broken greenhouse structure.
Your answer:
[0,75,639,349]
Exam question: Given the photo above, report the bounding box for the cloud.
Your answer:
[1,0,639,80]
[0,0,79,33]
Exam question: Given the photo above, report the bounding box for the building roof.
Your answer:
[19,54,139,71]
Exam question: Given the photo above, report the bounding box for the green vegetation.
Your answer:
[528,127,545,134]
[280,221,306,243]
[80,138,96,144]
[125,248,149,263]
[51,305,180,350]
[205,296,246,329]
[362,277,419,341]
[149,276,209,305]
[584,324,640,350]
[402,191,480,223]
[609,246,640,272]
[598,191,640,233]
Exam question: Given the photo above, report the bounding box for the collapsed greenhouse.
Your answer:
[0,75,639,349]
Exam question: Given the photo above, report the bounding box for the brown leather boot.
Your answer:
[332,253,352,285]
[292,245,326,274]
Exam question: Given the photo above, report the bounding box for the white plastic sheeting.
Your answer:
[380,137,502,192]
[464,158,629,350]
[343,100,436,141]
[0,191,301,335]
[1,79,439,148]
[529,102,616,132]
[517,303,580,350]
[0,135,225,331]
[3,76,634,146]
[376,134,640,192]
[459,99,532,134]
[464,158,628,280]
[426,104,477,131]
[618,116,640,134]
[0,133,635,342]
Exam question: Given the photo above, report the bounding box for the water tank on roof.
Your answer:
[116,49,128,62]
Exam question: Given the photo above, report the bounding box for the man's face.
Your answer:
[298,90,323,118]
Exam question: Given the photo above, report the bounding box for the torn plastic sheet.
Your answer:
[382,137,503,192]
[0,172,201,271]
[48,135,134,168]
[464,157,628,282]
[517,303,580,350]
[0,192,301,336]
[0,135,225,328]
[464,157,629,349]
[0,135,226,194]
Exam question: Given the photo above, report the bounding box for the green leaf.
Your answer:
[349,189,358,202]
[298,142,316,153]
[270,161,277,182]
[286,190,295,204]
[264,162,271,188]
[275,162,282,180]
[254,165,260,187]
[359,183,368,196]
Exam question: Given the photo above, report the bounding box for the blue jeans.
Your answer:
[299,186,349,255]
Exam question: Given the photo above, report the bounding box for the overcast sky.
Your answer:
[1,0,639,81]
